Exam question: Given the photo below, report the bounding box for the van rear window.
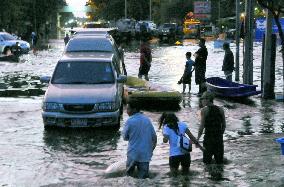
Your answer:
[52,61,114,84]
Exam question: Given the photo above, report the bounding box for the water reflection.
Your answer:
[224,97,257,107]
[181,94,192,108]
[0,73,45,97]
[238,116,254,135]
[43,128,120,154]
[0,55,20,62]
[205,164,227,181]
[259,100,275,133]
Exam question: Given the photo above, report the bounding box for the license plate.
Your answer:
[71,119,88,126]
[163,36,167,39]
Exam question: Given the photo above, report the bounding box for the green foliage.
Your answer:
[0,0,65,36]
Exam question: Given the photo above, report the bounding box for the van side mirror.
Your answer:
[40,76,51,83]
[117,75,127,83]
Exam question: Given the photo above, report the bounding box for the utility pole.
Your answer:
[263,8,274,98]
[235,0,240,81]
[33,1,37,33]
[149,0,152,21]
[243,0,255,84]
[218,0,221,24]
[125,0,127,19]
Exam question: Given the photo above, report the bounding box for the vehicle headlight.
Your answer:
[42,102,62,111]
[93,102,116,111]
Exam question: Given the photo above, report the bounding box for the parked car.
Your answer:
[135,21,157,37]
[70,27,119,43]
[116,18,136,39]
[65,34,125,66]
[40,52,127,128]
[158,23,177,42]
[0,32,30,54]
[83,21,109,28]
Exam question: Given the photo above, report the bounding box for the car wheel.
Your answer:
[119,104,123,115]
[113,116,121,130]
[44,124,53,130]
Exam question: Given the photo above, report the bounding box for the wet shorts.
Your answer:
[169,154,191,171]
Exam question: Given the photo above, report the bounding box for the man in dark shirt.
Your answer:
[222,42,234,81]
[197,92,226,164]
[193,38,208,95]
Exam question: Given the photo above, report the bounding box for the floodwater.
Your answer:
[0,39,283,186]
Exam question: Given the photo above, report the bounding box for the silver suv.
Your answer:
[41,52,127,128]
[65,34,126,74]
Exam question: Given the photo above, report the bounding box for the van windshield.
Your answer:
[52,61,114,84]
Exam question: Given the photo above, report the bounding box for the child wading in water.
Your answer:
[178,52,195,94]
[159,112,204,176]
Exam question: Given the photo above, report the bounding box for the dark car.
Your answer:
[158,23,177,42]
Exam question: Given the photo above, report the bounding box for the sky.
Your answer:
[65,0,88,18]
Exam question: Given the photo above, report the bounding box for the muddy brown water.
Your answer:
[0,39,283,186]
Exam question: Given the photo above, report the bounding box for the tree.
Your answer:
[257,0,284,87]
[0,0,65,40]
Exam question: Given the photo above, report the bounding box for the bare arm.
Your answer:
[163,135,169,143]
[122,122,129,141]
[185,128,204,151]
[220,107,226,134]
[197,108,206,140]
[152,124,157,151]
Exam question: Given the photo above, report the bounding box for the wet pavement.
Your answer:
[0,39,283,186]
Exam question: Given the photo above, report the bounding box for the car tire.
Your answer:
[44,125,53,130]
[119,104,123,115]
[113,116,121,130]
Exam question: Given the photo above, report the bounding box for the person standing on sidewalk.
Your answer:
[193,38,208,95]
[222,42,234,81]
[197,91,226,164]
[123,100,157,178]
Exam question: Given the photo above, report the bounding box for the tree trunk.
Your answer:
[273,15,284,86]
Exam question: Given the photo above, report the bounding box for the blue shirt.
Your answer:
[123,112,157,162]
[163,122,188,157]
[185,59,195,75]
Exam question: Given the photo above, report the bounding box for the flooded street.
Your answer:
[0,39,283,186]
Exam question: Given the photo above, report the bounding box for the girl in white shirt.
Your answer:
[159,112,203,175]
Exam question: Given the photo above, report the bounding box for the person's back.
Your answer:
[204,105,223,138]
[222,49,234,71]
[124,112,156,161]
[123,101,156,178]
[160,112,203,175]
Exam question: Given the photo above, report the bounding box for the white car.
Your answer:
[41,52,127,128]
[135,21,157,35]
[0,32,30,54]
